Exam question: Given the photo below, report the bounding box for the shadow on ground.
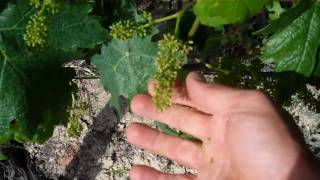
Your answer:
[61,104,119,180]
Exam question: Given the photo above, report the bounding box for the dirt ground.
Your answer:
[25,61,195,180]
[25,60,320,180]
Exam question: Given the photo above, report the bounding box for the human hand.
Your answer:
[126,72,319,180]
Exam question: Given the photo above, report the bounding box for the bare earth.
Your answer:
[25,61,320,180]
[25,61,195,180]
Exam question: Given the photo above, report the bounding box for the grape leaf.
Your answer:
[0,3,20,28]
[92,35,158,110]
[0,48,27,144]
[0,1,106,52]
[0,1,87,144]
[117,0,139,21]
[193,0,272,27]
[0,1,32,42]
[47,3,107,51]
[0,40,77,144]
[261,4,320,77]
[254,0,313,36]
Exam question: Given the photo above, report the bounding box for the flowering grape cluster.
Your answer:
[30,0,41,8]
[153,34,192,111]
[110,20,135,40]
[23,12,48,49]
[44,0,60,14]
[24,0,61,49]
[110,11,153,40]
[30,0,60,14]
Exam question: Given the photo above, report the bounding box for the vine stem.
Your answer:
[188,17,200,37]
[154,13,180,24]
[152,1,196,36]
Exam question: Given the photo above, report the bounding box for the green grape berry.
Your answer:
[153,34,192,111]
[23,12,48,49]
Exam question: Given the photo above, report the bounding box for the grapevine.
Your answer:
[3,0,319,171]
[109,5,196,111]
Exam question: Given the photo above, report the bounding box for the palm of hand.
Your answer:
[127,73,316,180]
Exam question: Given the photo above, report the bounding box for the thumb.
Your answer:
[186,72,235,114]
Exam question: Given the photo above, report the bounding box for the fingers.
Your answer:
[131,94,210,139]
[148,80,195,108]
[130,165,196,180]
[186,72,236,114]
[126,123,202,169]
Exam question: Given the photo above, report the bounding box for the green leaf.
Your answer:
[0,1,33,42]
[155,122,181,137]
[261,4,320,76]
[117,0,139,21]
[0,1,101,145]
[1,1,106,52]
[0,35,77,144]
[92,35,158,110]
[193,0,272,27]
[155,122,201,142]
[254,1,313,36]
[0,49,27,144]
[0,4,19,28]
[47,3,106,51]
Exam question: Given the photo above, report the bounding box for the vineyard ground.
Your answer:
[24,60,320,180]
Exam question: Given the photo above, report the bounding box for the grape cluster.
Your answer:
[24,0,61,49]
[29,0,60,14]
[153,34,192,111]
[23,12,48,49]
[110,11,153,40]
[30,0,41,8]
[110,20,135,40]
[44,0,60,14]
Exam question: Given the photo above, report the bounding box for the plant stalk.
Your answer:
[188,17,200,37]
[152,1,196,36]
